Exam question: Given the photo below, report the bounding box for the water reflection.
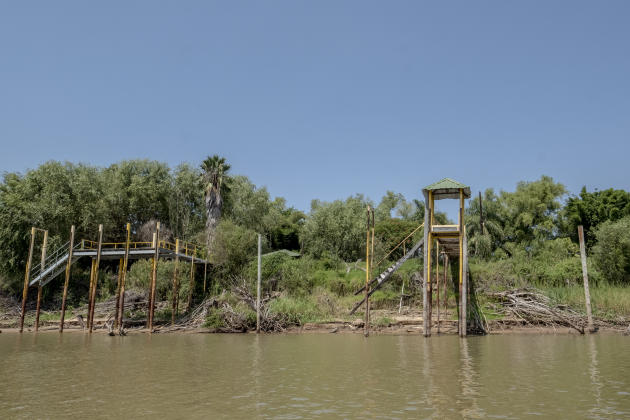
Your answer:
[459,337,483,418]
[1,334,629,419]
[588,334,603,417]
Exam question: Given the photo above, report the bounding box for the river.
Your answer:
[1,333,629,419]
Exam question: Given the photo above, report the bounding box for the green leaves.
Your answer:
[591,216,630,284]
[300,194,370,262]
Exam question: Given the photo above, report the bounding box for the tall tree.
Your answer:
[562,187,630,247]
[201,155,231,253]
[500,175,566,246]
[465,189,505,258]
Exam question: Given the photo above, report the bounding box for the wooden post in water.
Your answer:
[462,225,468,338]
[171,238,180,325]
[578,225,595,333]
[443,254,449,318]
[88,224,103,333]
[256,233,262,334]
[35,230,48,332]
[369,209,375,334]
[458,189,464,337]
[114,258,123,328]
[364,206,371,337]
[19,227,36,333]
[436,244,440,334]
[117,223,131,335]
[423,191,430,337]
[148,223,160,331]
[60,225,75,332]
[87,259,96,330]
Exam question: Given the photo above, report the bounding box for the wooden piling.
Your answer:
[60,225,75,332]
[35,230,48,332]
[187,253,195,312]
[436,245,440,334]
[19,227,36,333]
[364,206,371,337]
[86,259,96,330]
[462,225,468,337]
[578,225,595,333]
[423,191,430,337]
[443,254,448,318]
[117,223,131,335]
[114,258,123,329]
[171,238,180,325]
[458,190,464,337]
[88,224,103,333]
[256,233,261,334]
[428,193,434,333]
[148,224,160,331]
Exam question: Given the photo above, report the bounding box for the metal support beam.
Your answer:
[148,224,160,331]
[60,225,75,332]
[171,238,180,325]
[35,230,48,332]
[423,191,430,337]
[88,224,103,333]
[117,223,131,335]
[19,227,36,333]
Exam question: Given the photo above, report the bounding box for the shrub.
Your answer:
[591,216,630,284]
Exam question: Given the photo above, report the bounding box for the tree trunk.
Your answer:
[205,187,223,253]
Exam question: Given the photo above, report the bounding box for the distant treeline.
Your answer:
[1,159,629,295]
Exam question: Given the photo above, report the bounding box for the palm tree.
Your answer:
[465,189,506,258]
[201,155,231,253]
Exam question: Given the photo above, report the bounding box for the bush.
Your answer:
[209,219,266,286]
[592,216,630,284]
[470,238,582,288]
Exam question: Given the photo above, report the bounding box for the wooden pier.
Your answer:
[19,222,207,334]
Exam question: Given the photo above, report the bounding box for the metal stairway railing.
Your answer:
[28,242,81,287]
[349,237,425,314]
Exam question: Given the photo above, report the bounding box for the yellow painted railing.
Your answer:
[81,239,207,258]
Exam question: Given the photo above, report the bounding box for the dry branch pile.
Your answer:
[92,290,147,319]
[157,280,289,333]
[489,288,585,334]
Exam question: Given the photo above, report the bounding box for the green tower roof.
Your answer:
[422,178,471,200]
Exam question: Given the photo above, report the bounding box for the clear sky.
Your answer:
[1,1,628,217]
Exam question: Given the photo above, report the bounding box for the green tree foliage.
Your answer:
[409,199,449,225]
[0,160,205,291]
[563,187,630,247]
[101,160,173,239]
[375,191,406,221]
[465,189,505,258]
[500,175,566,246]
[168,163,205,240]
[210,219,261,281]
[591,216,630,284]
[374,218,421,262]
[300,195,371,261]
[223,176,304,250]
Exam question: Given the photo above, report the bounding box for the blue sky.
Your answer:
[1,1,628,217]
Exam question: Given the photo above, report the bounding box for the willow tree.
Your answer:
[201,155,231,253]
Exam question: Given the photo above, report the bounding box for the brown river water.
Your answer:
[1,332,629,419]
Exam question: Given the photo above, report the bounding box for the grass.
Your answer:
[540,284,630,321]
[269,295,329,324]
[372,316,394,327]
